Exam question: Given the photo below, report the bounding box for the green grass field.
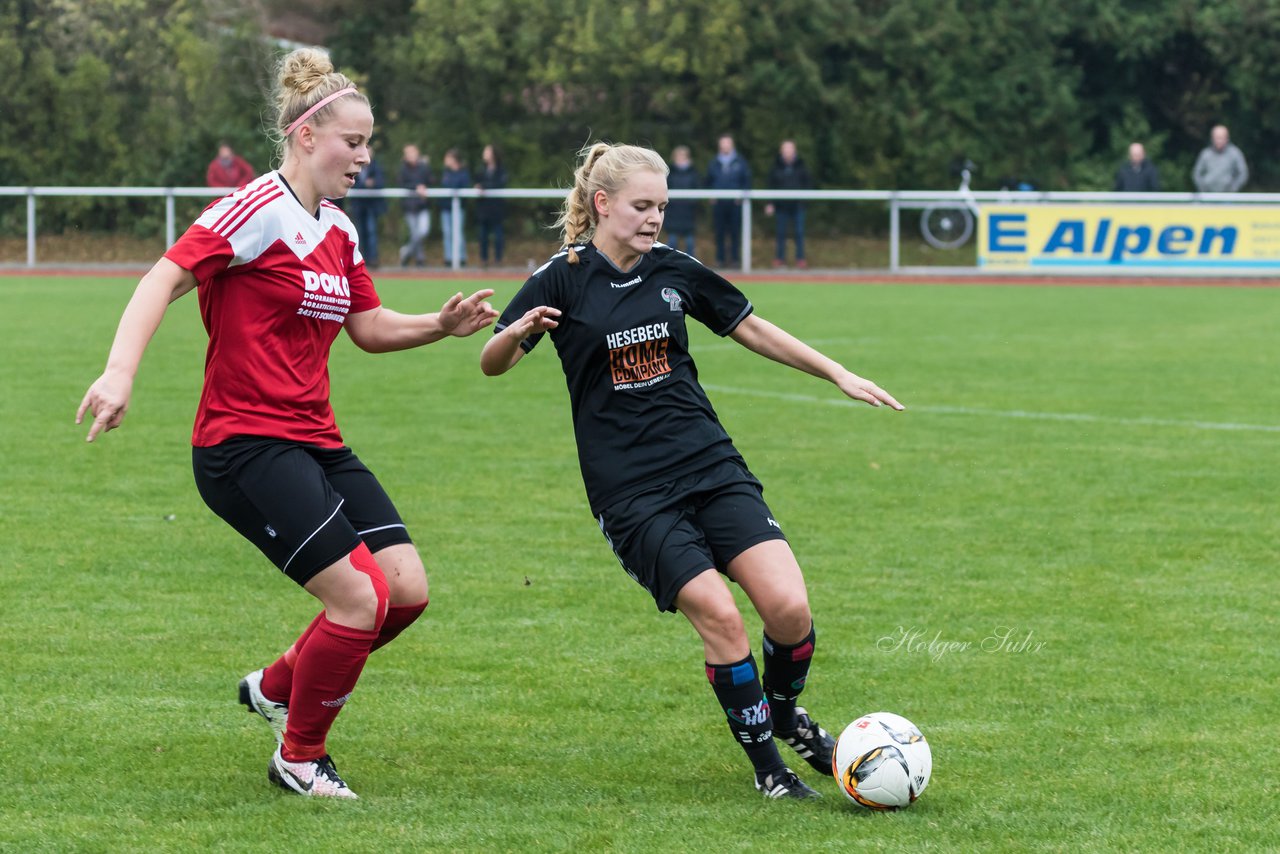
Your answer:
[2,274,1277,852]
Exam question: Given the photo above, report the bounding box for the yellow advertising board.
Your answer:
[977,204,1280,272]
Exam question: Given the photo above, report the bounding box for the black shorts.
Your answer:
[596,457,787,613]
[192,437,412,585]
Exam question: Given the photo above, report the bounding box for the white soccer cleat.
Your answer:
[267,746,358,799]
[238,669,288,745]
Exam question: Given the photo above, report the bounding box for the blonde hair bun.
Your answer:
[278,48,336,100]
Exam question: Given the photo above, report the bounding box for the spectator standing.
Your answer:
[475,144,509,267]
[397,144,433,267]
[349,146,386,268]
[205,142,256,188]
[1193,125,1248,193]
[664,145,700,255]
[764,140,813,268]
[438,149,471,267]
[706,134,751,268]
[1114,142,1160,192]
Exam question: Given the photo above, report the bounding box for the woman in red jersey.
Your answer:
[77,48,497,799]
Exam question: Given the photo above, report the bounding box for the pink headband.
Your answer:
[284,87,358,137]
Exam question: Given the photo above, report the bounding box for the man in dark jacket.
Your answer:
[1114,142,1160,193]
[397,144,433,266]
[765,140,814,267]
[474,143,509,267]
[437,148,471,267]
[664,145,700,256]
[349,145,387,268]
[705,134,751,267]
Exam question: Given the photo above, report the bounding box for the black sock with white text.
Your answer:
[705,654,785,777]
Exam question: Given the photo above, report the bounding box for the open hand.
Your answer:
[835,371,904,410]
[507,306,561,341]
[439,289,499,337]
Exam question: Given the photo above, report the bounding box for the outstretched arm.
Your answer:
[345,289,498,353]
[76,257,198,441]
[729,313,903,409]
[480,306,561,376]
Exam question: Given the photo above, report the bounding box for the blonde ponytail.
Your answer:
[555,142,669,264]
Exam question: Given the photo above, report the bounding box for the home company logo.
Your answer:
[605,322,672,390]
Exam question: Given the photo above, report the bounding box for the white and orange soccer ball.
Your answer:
[833,712,932,810]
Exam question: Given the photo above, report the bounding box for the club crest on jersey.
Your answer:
[660,287,684,312]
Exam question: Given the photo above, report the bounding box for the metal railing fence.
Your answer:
[3,185,1278,272]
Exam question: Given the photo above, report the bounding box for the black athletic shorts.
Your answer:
[192,437,412,585]
[595,457,788,613]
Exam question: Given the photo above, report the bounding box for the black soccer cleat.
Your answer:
[776,707,836,777]
[755,766,821,800]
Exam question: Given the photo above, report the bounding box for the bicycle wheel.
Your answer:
[920,204,974,250]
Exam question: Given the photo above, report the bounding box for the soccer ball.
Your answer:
[833,712,932,810]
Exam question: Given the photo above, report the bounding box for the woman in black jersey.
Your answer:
[481,143,902,800]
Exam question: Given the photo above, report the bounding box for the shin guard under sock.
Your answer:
[282,616,378,761]
[260,543,392,708]
[705,655,785,776]
[259,598,428,705]
[281,543,389,761]
[762,624,816,734]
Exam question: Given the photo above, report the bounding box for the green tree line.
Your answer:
[3,0,1278,232]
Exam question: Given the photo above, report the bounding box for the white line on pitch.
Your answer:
[701,384,1280,434]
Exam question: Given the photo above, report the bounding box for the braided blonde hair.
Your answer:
[271,48,369,159]
[555,143,669,264]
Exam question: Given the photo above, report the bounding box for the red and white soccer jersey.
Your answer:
[164,172,381,448]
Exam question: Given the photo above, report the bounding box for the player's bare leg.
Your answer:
[678,569,818,799]
[729,541,835,776]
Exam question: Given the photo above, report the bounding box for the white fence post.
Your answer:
[165,189,176,248]
[26,189,36,268]
[740,192,752,273]
[889,194,900,272]
[451,192,462,271]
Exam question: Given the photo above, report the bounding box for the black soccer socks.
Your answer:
[705,654,785,776]
[762,624,816,735]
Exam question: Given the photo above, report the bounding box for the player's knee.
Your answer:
[698,600,748,648]
[373,543,429,605]
[762,594,812,644]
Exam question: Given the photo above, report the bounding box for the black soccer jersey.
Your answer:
[496,242,754,513]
